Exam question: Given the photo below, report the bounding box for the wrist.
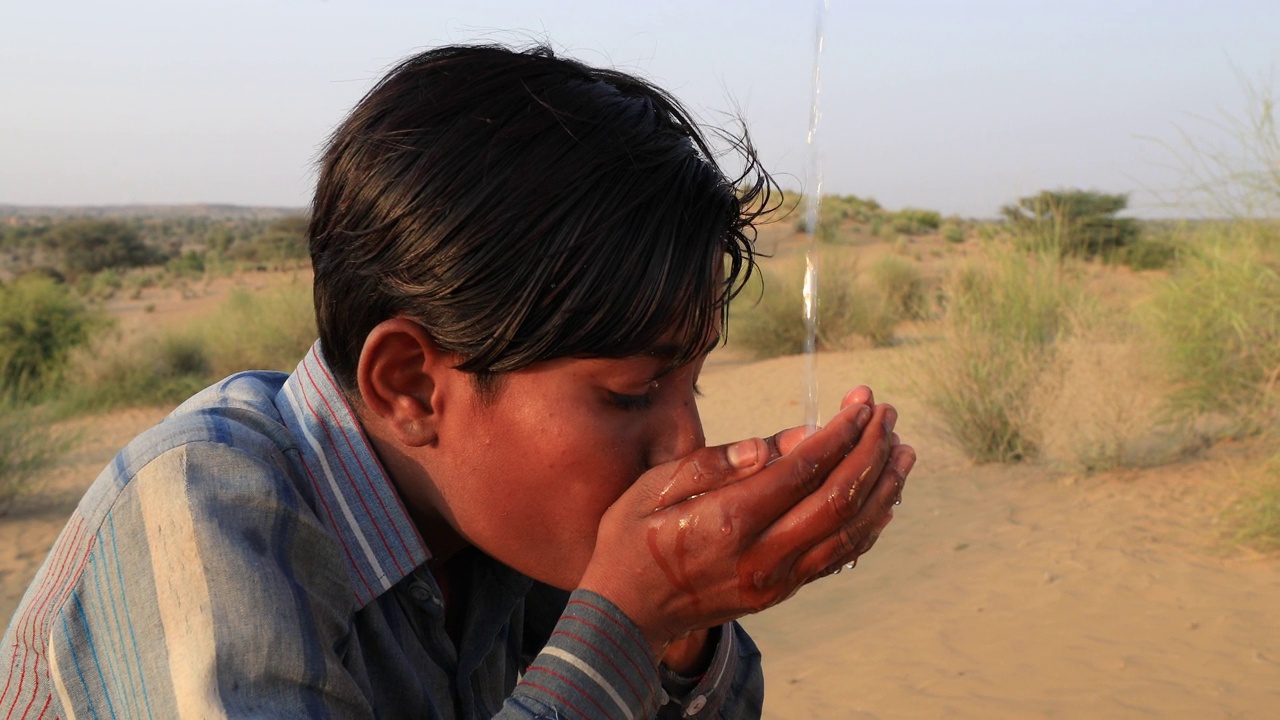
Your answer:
[661,627,715,675]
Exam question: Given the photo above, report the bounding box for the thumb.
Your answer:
[637,438,768,512]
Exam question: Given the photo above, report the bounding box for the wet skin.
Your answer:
[355,319,914,667]
[580,387,912,660]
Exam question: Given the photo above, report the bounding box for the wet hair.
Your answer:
[310,43,777,397]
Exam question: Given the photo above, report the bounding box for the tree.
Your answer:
[1001,189,1139,258]
[45,220,164,278]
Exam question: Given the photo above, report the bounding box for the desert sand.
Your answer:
[3,344,1276,718]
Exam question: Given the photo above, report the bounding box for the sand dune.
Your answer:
[700,350,1280,719]
[3,348,1277,718]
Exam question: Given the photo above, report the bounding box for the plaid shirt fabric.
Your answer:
[0,342,763,719]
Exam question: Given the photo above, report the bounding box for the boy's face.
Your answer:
[429,338,714,590]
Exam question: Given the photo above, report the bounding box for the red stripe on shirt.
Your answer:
[2,519,86,715]
[524,666,615,719]
[559,613,650,698]
[519,680,591,720]
[550,630,643,704]
[307,347,419,567]
[293,451,376,601]
[567,598,648,657]
[299,360,406,579]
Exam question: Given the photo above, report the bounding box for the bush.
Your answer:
[868,255,928,321]
[1225,478,1280,552]
[76,268,124,302]
[1002,189,1139,258]
[889,208,942,236]
[1105,235,1181,271]
[0,403,67,514]
[60,281,315,413]
[225,216,309,266]
[0,275,95,401]
[1152,234,1280,429]
[920,249,1080,462]
[731,253,905,357]
[200,284,316,376]
[166,250,206,278]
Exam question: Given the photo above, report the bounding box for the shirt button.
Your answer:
[684,695,707,716]
[408,581,440,611]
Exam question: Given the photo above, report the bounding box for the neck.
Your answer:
[359,415,471,565]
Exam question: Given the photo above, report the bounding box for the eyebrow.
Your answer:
[646,334,721,381]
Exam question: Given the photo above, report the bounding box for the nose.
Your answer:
[646,389,706,468]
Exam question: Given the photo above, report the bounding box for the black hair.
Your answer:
[310,43,777,396]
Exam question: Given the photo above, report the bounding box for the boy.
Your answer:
[0,44,913,718]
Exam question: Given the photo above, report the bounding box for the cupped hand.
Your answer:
[578,386,915,660]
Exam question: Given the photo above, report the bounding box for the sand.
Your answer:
[3,346,1278,718]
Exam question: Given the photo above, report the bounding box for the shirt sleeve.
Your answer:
[656,622,763,719]
[44,441,374,719]
[508,592,763,720]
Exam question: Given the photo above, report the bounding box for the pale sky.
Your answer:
[2,0,1276,217]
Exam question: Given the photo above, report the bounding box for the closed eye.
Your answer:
[609,390,656,412]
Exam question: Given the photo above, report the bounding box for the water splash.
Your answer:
[802,0,829,433]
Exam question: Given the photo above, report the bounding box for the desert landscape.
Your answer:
[1,205,1278,718]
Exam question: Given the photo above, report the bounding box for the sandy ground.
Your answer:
[3,341,1278,717]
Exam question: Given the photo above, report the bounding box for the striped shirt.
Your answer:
[0,342,763,719]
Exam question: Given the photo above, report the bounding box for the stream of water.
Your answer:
[802,0,829,432]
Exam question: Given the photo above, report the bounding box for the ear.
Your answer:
[357,318,453,448]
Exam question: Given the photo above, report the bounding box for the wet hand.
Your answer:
[578,386,915,661]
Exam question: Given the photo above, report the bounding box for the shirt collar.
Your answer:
[276,341,430,608]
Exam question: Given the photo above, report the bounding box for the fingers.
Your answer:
[796,444,915,581]
[754,403,896,552]
[840,385,874,411]
[644,438,768,511]
[766,386,875,461]
[719,400,877,534]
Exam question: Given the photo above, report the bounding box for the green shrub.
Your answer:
[920,249,1080,462]
[868,255,928,320]
[1221,449,1280,552]
[59,281,316,413]
[731,254,905,357]
[1002,189,1139,258]
[225,216,309,267]
[1105,235,1180,271]
[1226,480,1280,552]
[890,208,942,236]
[0,403,68,514]
[59,332,212,413]
[943,222,966,244]
[0,275,95,401]
[166,250,206,278]
[199,284,316,376]
[1152,236,1280,428]
[76,268,124,302]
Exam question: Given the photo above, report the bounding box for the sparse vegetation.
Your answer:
[889,208,942,236]
[0,403,67,514]
[59,281,315,414]
[920,246,1082,462]
[731,252,909,357]
[1151,227,1280,433]
[0,275,96,402]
